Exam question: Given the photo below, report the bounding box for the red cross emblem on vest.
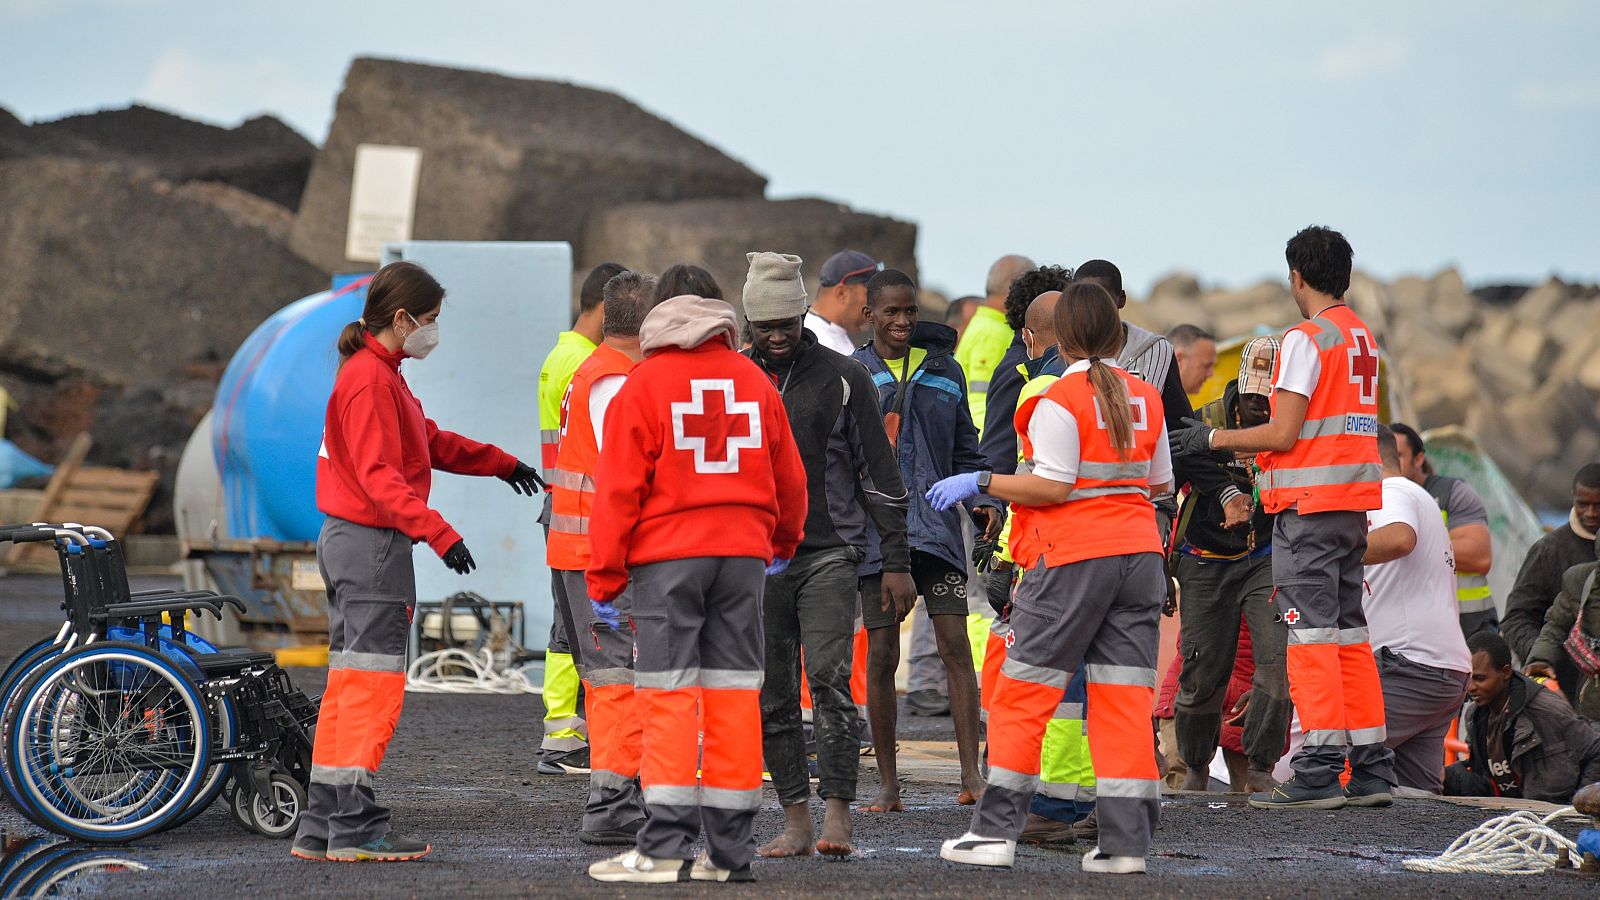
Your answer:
[1347,328,1379,406]
[1283,608,1301,625]
[672,379,762,474]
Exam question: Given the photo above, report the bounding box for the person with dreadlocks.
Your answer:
[932,281,1170,874]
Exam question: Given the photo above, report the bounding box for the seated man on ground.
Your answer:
[1445,632,1600,804]
[1524,532,1600,722]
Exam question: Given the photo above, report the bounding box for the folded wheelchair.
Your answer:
[0,523,318,843]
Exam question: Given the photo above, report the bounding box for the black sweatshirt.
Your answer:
[746,331,911,573]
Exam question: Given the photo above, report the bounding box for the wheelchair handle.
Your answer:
[0,526,60,544]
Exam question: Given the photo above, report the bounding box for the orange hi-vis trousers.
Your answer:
[1272,509,1394,787]
[969,553,1164,859]
[557,570,645,834]
[296,518,413,852]
[629,557,767,871]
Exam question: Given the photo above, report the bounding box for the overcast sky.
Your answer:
[3,0,1597,297]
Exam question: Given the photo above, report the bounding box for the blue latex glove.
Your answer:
[764,557,791,576]
[926,472,981,511]
[591,598,622,631]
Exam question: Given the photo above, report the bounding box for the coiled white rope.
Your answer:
[1402,807,1585,875]
[405,647,541,695]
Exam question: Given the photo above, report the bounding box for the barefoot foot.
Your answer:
[758,828,816,858]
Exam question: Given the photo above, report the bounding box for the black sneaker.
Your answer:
[327,833,431,862]
[906,689,951,717]
[537,746,591,776]
[1248,776,1347,810]
[1343,773,1394,808]
[580,818,645,846]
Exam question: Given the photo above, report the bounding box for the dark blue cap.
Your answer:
[819,250,882,287]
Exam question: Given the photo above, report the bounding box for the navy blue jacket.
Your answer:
[854,321,999,574]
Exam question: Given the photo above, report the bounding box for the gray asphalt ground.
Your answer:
[1,573,1597,898]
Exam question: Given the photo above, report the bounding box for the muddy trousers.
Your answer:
[542,555,586,755]
[1174,553,1292,771]
[558,570,645,833]
[971,553,1164,858]
[631,557,766,871]
[297,517,415,851]
[1272,509,1395,789]
[761,548,861,805]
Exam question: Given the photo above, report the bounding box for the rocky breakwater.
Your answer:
[1122,268,1600,512]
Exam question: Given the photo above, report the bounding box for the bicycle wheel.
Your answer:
[7,641,210,843]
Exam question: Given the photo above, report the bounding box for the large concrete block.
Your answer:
[291,58,768,273]
[579,197,917,312]
[31,104,314,211]
[0,157,328,387]
[1427,268,1478,336]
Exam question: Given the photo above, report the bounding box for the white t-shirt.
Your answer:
[805,311,856,356]
[1362,477,1472,674]
[1026,361,1173,488]
[589,374,626,450]
[1273,328,1321,398]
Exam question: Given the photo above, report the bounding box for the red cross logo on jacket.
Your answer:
[1348,329,1379,406]
[672,379,763,473]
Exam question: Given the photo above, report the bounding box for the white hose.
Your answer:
[405,647,541,695]
[1402,806,1586,875]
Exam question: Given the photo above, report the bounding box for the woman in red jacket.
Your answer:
[929,281,1171,875]
[292,261,542,863]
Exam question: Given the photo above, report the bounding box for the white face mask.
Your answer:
[402,311,440,359]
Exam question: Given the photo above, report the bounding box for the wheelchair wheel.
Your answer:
[0,640,67,825]
[249,772,307,839]
[0,634,61,698]
[6,641,210,843]
[160,693,236,832]
[229,775,260,835]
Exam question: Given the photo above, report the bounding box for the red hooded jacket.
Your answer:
[317,333,517,556]
[585,296,807,601]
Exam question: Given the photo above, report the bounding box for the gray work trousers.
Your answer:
[559,570,645,833]
[297,517,416,851]
[1174,553,1292,771]
[1273,509,1396,789]
[630,557,767,871]
[1374,647,1467,794]
[760,547,861,805]
[971,553,1164,859]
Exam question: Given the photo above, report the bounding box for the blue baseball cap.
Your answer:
[820,250,883,287]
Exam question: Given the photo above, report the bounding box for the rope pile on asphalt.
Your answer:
[405,647,541,695]
[1402,807,1585,875]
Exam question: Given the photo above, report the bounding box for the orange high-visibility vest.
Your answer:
[547,343,634,570]
[1256,304,1383,515]
[1010,368,1166,568]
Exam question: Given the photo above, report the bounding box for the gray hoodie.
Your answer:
[641,294,738,355]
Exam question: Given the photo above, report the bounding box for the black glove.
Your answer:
[443,540,476,575]
[1170,416,1219,459]
[984,567,1014,616]
[501,460,545,496]
[971,532,999,573]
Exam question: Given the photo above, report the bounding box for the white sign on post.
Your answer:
[345,144,422,264]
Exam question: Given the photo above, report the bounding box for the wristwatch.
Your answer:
[976,471,993,494]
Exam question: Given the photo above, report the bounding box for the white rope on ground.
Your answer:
[1402,806,1586,875]
[405,647,541,695]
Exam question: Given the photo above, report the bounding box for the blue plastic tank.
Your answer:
[212,275,371,541]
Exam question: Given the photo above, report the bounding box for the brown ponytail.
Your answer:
[336,261,446,369]
[1056,281,1135,461]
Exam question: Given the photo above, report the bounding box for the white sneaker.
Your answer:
[690,850,756,883]
[587,849,689,883]
[939,832,1016,867]
[1081,847,1146,874]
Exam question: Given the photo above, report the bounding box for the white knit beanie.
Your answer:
[741,251,808,321]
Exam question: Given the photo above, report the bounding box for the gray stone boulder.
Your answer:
[580,197,918,314]
[291,57,768,273]
[30,104,315,210]
[0,157,327,387]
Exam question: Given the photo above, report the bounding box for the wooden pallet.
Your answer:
[6,434,161,570]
